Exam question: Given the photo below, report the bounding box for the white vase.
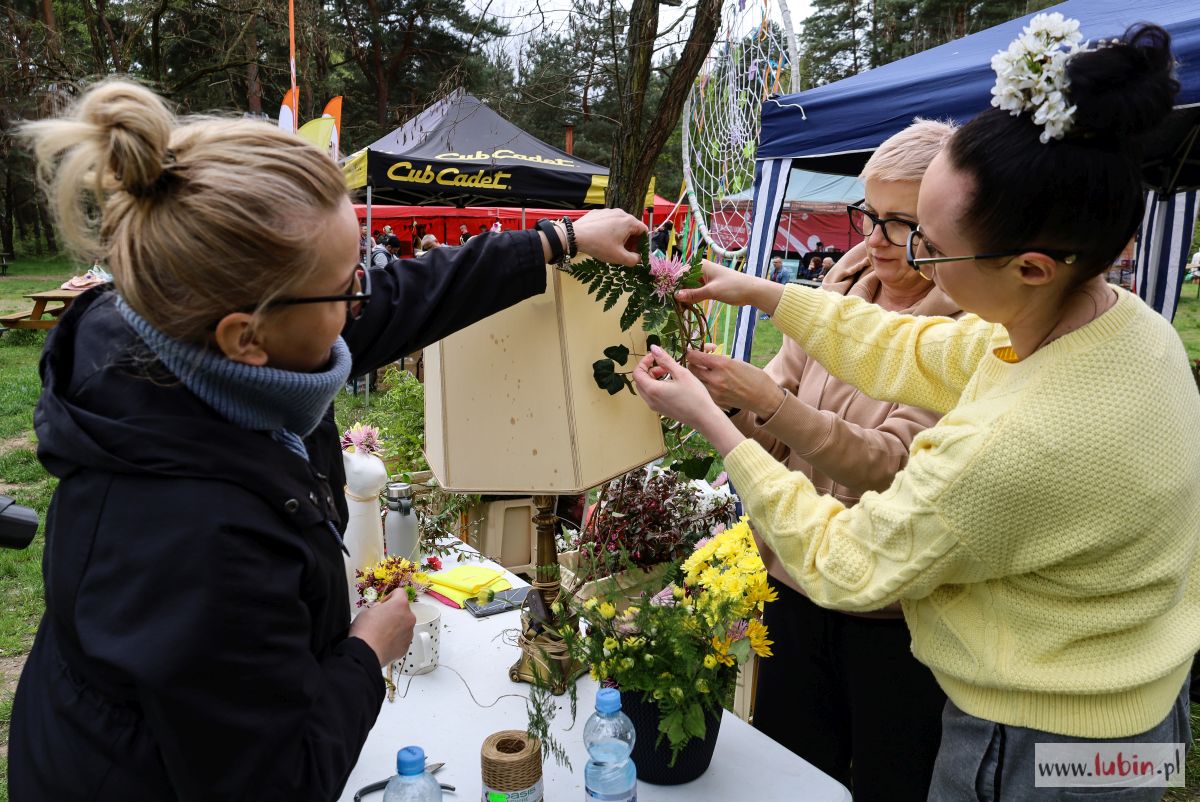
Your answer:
[342,449,388,616]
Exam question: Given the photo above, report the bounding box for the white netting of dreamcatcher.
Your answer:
[683,0,798,259]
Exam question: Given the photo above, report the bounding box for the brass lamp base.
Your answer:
[508,626,587,695]
[507,494,587,695]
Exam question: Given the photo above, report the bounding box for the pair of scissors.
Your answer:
[352,762,454,800]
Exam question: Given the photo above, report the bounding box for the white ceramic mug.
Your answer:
[399,601,441,676]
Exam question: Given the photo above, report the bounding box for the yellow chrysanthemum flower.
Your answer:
[598,602,617,620]
[703,654,718,670]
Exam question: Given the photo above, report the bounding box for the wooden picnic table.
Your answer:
[0,288,85,331]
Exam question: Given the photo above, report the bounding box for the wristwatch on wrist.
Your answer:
[535,218,564,264]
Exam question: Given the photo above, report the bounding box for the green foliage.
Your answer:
[335,368,480,555]
[564,520,773,765]
[571,468,736,581]
[799,0,1062,89]
[526,677,577,770]
[567,242,704,397]
[1173,292,1200,363]
[342,367,428,472]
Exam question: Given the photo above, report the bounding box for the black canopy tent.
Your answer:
[343,90,614,209]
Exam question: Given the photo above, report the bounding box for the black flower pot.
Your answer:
[619,690,722,785]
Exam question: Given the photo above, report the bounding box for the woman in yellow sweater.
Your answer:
[634,19,1200,800]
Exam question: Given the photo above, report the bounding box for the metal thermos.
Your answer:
[384,482,420,561]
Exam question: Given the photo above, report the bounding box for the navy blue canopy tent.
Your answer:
[733,0,1200,362]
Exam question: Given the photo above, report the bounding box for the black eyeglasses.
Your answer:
[846,201,919,248]
[266,267,372,321]
[905,227,1078,281]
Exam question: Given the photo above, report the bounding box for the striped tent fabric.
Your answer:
[731,158,794,364]
[1135,190,1199,322]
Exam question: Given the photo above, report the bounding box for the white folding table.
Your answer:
[338,546,851,802]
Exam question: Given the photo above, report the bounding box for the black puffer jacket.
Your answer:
[8,232,545,801]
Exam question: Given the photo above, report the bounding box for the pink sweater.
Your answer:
[733,258,961,617]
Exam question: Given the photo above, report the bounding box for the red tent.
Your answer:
[355,196,686,257]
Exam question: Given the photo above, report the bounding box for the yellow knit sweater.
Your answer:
[725,284,1200,738]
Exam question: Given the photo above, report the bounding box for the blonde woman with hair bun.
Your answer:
[9,79,645,800]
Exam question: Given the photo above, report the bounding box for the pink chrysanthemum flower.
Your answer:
[649,585,677,607]
[341,423,383,456]
[648,252,687,301]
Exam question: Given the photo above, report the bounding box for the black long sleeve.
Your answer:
[344,230,547,377]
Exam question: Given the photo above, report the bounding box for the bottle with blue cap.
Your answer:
[583,688,637,801]
[382,745,442,801]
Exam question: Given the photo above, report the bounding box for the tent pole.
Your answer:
[521,206,526,229]
[364,184,372,408]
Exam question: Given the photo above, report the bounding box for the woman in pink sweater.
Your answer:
[688,119,959,802]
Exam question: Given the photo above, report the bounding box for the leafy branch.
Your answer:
[566,240,707,397]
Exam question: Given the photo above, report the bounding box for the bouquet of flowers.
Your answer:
[566,518,776,763]
[353,555,434,606]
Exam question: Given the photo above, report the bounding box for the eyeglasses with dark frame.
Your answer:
[846,200,919,248]
[905,227,1078,281]
[263,266,372,321]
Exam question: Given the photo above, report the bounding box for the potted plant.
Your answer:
[557,467,735,609]
[563,517,776,784]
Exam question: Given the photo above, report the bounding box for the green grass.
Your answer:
[0,253,80,316]
[1174,290,1200,363]
[749,317,782,369]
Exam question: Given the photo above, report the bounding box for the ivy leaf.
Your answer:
[603,345,630,365]
[646,334,662,349]
[592,358,615,379]
[600,372,626,395]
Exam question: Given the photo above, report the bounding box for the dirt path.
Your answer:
[0,434,29,458]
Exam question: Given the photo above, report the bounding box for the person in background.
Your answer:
[651,220,674,255]
[634,23,1199,801]
[369,235,402,270]
[458,224,470,246]
[769,255,786,283]
[359,225,374,266]
[9,78,646,802]
[819,256,835,278]
[477,224,488,237]
[682,119,959,802]
[417,234,440,255]
[490,219,503,234]
[802,240,825,267]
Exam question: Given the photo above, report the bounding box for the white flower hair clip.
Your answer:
[990,12,1084,143]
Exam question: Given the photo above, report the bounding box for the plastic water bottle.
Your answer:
[382,745,442,802]
[583,688,637,801]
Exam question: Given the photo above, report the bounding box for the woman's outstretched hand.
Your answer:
[674,259,784,313]
[687,348,784,418]
[632,345,746,456]
[572,209,647,266]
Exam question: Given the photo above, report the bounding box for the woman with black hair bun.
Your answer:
[631,15,1200,800]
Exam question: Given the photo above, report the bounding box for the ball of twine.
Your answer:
[481,730,542,792]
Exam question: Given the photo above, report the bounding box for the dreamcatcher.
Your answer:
[681,0,799,261]
[678,0,799,355]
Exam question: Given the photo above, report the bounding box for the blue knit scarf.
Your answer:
[116,297,351,461]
